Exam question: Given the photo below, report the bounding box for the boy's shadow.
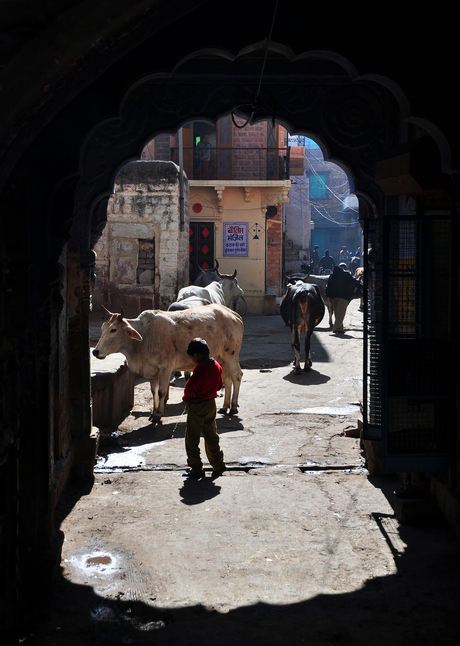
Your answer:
[179,476,221,505]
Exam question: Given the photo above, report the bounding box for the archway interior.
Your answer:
[1,4,457,637]
[93,113,362,317]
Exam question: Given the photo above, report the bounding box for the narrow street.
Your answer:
[35,301,459,645]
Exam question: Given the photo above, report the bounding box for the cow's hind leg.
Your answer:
[218,370,232,414]
[304,329,313,371]
[228,360,243,414]
[218,361,243,415]
[149,370,171,422]
[230,369,243,414]
[292,327,301,375]
[149,376,161,422]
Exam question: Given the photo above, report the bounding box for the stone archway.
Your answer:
[74,42,457,477]
[78,46,407,251]
[2,30,457,637]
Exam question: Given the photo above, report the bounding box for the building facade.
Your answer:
[143,117,299,313]
[302,138,362,262]
[93,160,189,316]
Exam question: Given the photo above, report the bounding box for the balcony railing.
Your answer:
[170,147,290,181]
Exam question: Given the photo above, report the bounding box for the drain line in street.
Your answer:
[94,463,366,475]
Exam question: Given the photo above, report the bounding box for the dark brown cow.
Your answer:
[194,260,237,287]
[286,274,333,327]
[280,282,325,374]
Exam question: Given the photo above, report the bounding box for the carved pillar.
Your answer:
[215,186,225,213]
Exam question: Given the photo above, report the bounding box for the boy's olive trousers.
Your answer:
[185,399,225,472]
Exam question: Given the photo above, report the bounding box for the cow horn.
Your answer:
[120,306,124,319]
[231,269,237,279]
[102,305,112,316]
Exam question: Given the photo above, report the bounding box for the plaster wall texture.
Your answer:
[190,184,285,313]
[93,161,189,316]
[284,175,311,253]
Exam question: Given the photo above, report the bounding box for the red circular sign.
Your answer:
[192,203,203,213]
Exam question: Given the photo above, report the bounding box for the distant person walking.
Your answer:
[325,264,363,333]
[311,245,320,272]
[318,249,335,274]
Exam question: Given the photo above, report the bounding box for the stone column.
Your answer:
[67,248,99,483]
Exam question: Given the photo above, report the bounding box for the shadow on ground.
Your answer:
[27,477,460,645]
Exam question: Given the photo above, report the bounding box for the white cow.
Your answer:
[168,279,244,311]
[177,281,226,304]
[168,296,211,311]
[93,304,244,421]
[194,265,245,310]
[219,277,244,308]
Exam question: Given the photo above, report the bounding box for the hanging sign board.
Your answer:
[223,222,248,256]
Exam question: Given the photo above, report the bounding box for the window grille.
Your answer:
[363,212,452,472]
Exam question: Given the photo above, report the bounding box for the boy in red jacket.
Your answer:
[182,338,226,478]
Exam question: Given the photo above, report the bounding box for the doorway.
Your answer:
[189,222,215,284]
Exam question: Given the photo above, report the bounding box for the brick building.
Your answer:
[142,116,300,313]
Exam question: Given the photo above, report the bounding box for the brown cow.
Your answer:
[280,282,325,374]
[93,304,243,422]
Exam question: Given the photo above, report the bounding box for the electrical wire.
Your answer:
[257,0,279,97]
[290,140,359,214]
[231,0,279,129]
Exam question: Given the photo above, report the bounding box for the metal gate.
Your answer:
[363,209,453,473]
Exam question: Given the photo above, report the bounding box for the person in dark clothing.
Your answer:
[318,249,335,274]
[311,245,320,272]
[182,338,226,478]
[325,264,363,332]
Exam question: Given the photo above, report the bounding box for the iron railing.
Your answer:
[170,146,290,181]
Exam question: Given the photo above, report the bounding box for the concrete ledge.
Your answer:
[71,427,100,484]
[362,438,382,476]
[91,353,135,428]
[393,493,443,525]
[264,289,277,316]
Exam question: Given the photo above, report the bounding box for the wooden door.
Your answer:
[188,222,215,283]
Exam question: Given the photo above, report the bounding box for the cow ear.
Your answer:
[126,327,143,342]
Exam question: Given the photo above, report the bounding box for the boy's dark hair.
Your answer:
[187,338,210,358]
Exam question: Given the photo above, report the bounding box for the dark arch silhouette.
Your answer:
[1,5,458,640]
[73,43,438,273]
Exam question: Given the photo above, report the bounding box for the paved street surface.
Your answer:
[32,301,460,645]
